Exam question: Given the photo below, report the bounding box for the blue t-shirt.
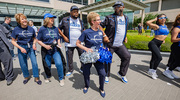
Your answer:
[78,28,103,49]
[11,25,36,45]
[37,26,60,44]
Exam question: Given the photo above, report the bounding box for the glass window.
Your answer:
[150,1,158,12]
[162,0,180,10]
[134,10,140,14]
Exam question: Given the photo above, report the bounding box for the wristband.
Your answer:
[103,35,107,37]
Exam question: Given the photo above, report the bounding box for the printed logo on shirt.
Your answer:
[70,21,81,27]
[46,29,57,38]
[118,19,125,25]
[19,30,33,37]
[91,35,102,43]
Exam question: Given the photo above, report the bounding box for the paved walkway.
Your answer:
[0,44,179,100]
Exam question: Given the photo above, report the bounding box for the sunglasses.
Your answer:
[158,17,167,19]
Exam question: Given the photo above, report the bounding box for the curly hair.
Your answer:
[14,13,27,25]
[171,14,180,31]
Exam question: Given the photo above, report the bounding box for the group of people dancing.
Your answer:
[0,1,180,98]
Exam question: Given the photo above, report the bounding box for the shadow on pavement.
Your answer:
[129,61,180,88]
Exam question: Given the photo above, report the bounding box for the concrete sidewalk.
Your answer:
[0,45,179,100]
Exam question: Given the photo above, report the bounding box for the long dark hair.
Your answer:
[171,14,180,32]
[156,14,167,25]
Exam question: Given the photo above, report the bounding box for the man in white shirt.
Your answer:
[58,5,85,76]
[100,1,131,84]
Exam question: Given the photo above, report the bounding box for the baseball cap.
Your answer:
[44,13,57,20]
[112,1,124,7]
[70,5,79,11]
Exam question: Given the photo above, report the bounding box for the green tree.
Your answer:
[133,13,158,29]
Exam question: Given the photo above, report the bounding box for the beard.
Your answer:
[116,9,123,15]
[71,15,78,19]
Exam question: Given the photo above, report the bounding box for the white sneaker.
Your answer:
[59,79,64,87]
[175,67,180,72]
[105,77,109,84]
[66,72,72,76]
[117,72,128,83]
[148,69,158,78]
[170,71,180,79]
[45,78,51,83]
[163,70,174,79]
[147,69,153,75]
[151,72,157,80]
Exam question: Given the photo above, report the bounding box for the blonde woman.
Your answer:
[37,13,65,86]
[76,12,106,98]
[11,13,41,85]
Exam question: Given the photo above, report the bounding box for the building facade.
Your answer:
[134,0,180,29]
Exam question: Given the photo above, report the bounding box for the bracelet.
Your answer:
[103,35,107,37]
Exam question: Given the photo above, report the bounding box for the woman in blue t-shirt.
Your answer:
[76,12,106,98]
[163,14,180,79]
[11,13,41,85]
[146,14,169,80]
[37,13,64,86]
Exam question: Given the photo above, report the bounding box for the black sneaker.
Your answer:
[7,80,13,86]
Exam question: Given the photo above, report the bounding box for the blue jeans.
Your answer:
[18,45,39,78]
[45,51,64,80]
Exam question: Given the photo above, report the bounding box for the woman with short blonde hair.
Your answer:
[11,13,41,85]
[76,12,106,98]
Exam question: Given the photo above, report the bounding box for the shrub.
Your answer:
[125,33,172,52]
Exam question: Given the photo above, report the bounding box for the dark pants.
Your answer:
[65,47,83,72]
[0,40,14,81]
[169,43,180,71]
[105,44,131,77]
[83,61,106,91]
[166,51,175,67]
[148,38,163,70]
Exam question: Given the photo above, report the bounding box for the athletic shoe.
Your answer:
[148,69,158,79]
[7,80,13,86]
[45,78,51,83]
[105,77,109,84]
[147,69,153,75]
[175,67,180,72]
[170,71,180,79]
[59,79,64,87]
[163,70,174,79]
[151,72,157,80]
[66,72,72,76]
[117,72,128,83]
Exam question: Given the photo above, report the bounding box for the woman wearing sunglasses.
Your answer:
[146,14,169,80]
[163,14,180,79]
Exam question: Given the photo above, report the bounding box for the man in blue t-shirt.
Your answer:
[58,5,85,76]
[100,1,131,84]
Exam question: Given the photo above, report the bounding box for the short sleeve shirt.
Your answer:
[78,28,103,49]
[11,25,36,45]
[37,26,60,44]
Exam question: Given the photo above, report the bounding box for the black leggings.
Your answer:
[169,43,180,71]
[148,38,163,70]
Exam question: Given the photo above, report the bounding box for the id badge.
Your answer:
[27,43,30,48]
[53,40,57,45]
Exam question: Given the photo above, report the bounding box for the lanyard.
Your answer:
[47,28,54,39]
